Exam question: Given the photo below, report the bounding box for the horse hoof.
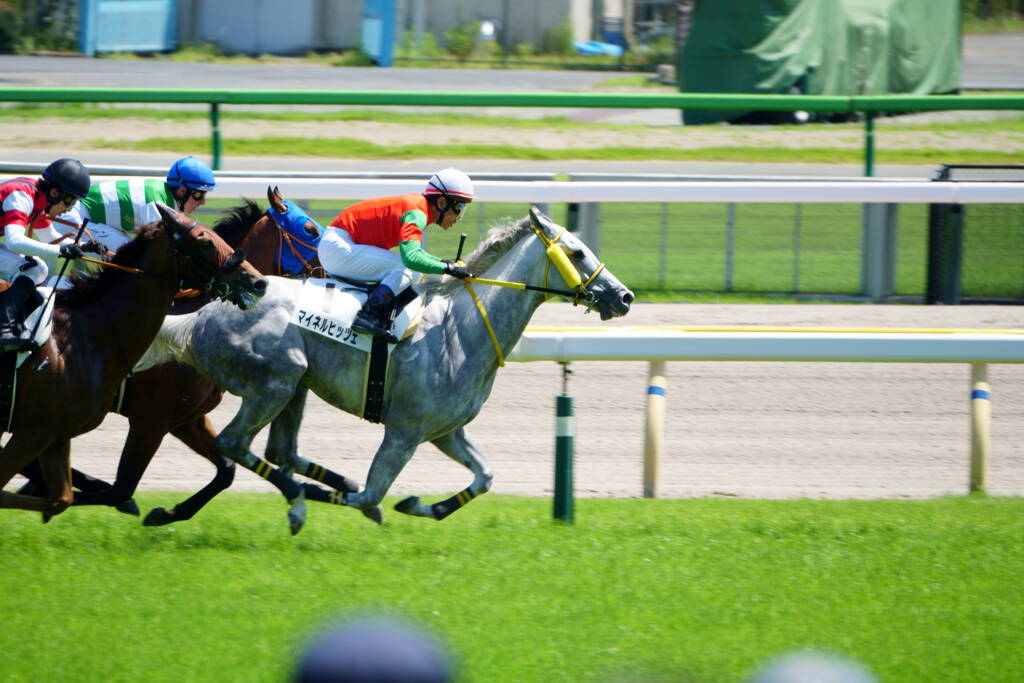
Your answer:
[394,496,419,515]
[361,506,383,525]
[143,507,175,526]
[115,499,141,516]
[41,513,52,524]
[288,491,307,536]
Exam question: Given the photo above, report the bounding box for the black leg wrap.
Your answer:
[430,488,477,521]
[302,483,347,505]
[304,463,359,493]
[249,457,301,500]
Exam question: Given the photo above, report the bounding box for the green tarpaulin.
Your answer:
[680,0,961,124]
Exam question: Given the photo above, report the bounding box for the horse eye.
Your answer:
[572,249,585,261]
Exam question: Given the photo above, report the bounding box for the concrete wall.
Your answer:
[397,0,572,52]
[176,0,622,56]
[177,0,360,54]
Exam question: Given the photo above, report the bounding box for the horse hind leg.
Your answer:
[264,385,359,494]
[395,428,493,521]
[215,394,307,535]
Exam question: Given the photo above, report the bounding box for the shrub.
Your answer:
[444,9,480,63]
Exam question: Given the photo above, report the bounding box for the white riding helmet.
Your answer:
[424,168,474,202]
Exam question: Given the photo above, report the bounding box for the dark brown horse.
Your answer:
[0,203,266,516]
[19,188,356,528]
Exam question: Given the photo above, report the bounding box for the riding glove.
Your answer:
[59,243,84,260]
[444,262,474,279]
[80,239,109,256]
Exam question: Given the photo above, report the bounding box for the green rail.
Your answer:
[2,88,1022,175]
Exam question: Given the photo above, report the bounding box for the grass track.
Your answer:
[1,494,1021,682]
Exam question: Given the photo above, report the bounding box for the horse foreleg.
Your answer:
[394,428,493,520]
[71,422,164,515]
[342,428,424,524]
[144,415,235,526]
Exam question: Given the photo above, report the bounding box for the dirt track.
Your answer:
[28,302,1024,505]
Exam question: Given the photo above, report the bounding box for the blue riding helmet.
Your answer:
[166,156,217,191]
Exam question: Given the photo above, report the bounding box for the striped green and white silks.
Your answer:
[79,178,175,233]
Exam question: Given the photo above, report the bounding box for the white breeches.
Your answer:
[0,248,49,285]
[317,227,413,293]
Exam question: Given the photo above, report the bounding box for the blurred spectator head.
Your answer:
[295,614,454,683]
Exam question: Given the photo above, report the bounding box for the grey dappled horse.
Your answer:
[144,206,633,529]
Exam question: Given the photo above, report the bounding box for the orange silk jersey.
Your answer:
[329,193,433,250]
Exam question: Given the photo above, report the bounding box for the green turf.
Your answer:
[91,135,1024,167]
[0,494,1020,682]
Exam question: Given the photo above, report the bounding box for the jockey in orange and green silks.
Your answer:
[318,167,476,342]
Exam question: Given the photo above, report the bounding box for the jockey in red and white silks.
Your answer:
[0,159,95,350]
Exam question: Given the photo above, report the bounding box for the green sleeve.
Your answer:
[80,184,105,224]
[399,239,447,274]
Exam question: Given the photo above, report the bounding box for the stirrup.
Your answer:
[352,313,398,344]
[0,330,28,353]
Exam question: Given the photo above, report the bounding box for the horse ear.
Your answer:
[155,201,187,232]
[529,205,556,232]
[267,186,287,213]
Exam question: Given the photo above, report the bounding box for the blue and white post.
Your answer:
[553,362,574,522]
[644,361,667,498]
[970,363,991,493]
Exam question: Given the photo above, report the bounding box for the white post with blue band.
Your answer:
[644,360,667,498]
[970,363,991,493]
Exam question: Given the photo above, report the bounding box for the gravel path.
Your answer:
[31,303,1024,505]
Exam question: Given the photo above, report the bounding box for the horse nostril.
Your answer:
[622,292,634,305]
[255,278,268,293]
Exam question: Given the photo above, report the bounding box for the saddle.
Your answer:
[288,278,422,423]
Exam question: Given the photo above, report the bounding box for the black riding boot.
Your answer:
[352,284,398,343]
[0,277,37,352]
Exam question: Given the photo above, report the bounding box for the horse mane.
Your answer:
[213,199,263,244]
[420,215,531,297]
[57,222,163,308]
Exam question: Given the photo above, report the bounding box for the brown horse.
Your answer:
[19,187,356,528]
[0,203,266,516]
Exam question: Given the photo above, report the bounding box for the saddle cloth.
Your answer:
[288,278,421,352]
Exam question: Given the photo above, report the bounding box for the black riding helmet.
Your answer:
[41,158,91,199]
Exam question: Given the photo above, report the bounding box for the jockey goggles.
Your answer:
[188,189,207,201]
[449,199,469,215]
[59,192,80,206]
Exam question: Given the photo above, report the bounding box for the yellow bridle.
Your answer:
[463,225,606,367]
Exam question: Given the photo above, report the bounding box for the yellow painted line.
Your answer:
[525,326,1024,335]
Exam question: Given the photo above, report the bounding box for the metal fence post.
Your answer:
[725,202,736,291]
[643,361,667,498]
[210,103,222,171]
[970,363,991,494]
[860,203,898,302]
[553,362,574,523]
